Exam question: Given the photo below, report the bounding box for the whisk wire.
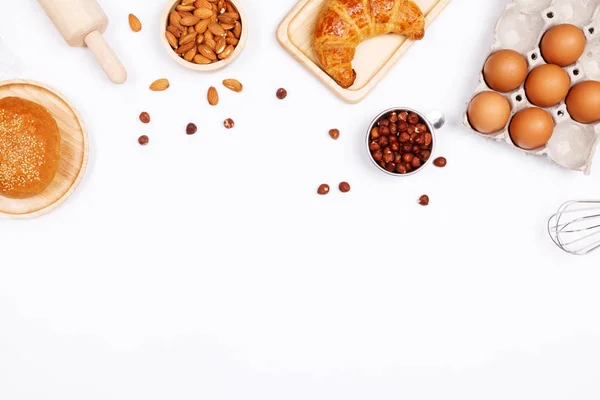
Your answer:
[548,200,600,256]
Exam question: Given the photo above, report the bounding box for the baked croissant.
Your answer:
[314,0,425,88]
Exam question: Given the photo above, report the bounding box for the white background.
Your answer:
[1,0,600,398]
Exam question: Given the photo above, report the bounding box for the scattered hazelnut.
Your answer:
[276,88,287,99]
[329,129,340,140]
[339,182,351,193]
[434,157,447,168]
[186,123,197,135]
[138,135,149,145]
[419,195,430,206]
[139,112,150,124]
[224,118,235,129]
[317,184,330,195]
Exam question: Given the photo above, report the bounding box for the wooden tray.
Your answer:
[277,0,452,103]
[0,80,88,219]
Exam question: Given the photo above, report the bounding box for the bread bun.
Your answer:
[0,97,61,198]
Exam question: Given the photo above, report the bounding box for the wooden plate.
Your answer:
[0,80,88,219]
[277,0,452,103]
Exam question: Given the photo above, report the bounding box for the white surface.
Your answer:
[1,0,600,398]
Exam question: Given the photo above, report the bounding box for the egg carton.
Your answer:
[464,0,600,173]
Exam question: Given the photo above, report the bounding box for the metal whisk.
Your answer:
[548,200,600,256]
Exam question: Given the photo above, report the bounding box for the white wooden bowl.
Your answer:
[160,0,248,71]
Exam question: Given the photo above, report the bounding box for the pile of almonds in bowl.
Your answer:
[367,109,435,175]
[163,0,245,70]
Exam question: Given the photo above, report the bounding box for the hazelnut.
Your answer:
[373,150,383,162]
[434,157,447,168]
[339,182,351,193]
[385,162,396,172]
[408,112,420,125]
[380,126,390,136]
[383,152,394,163]
[399,111,408,121]
[415,123,428,133]
[276,88,287,99]
[389,112,398,123]
[329,129,340,140]
[402,153,414,163]
[379,119,390,127]
[398,122,409,132]
[399,133,410,142]
[419,195,430,206]
[186,123,197,135]
[317,184,330,195]
[224,118,235,129]
[424,133,433,146]
[411,157,422,168]
[138,135,149,145]
[396,164,407,174]
[378,137,389,147]
[139,112,150,124]
[371,127,380,139]
[369,142,380,152]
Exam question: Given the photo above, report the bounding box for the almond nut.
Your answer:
[170,11,183,29]
[215,37,226,54]
[195,0,212,9]
[150,79,170,91]
[208,22,225,36]
[193,55,212,64]
[180,16,201,26]
[218,45,234,59]
[167,25,183,38]
[166,31,178,48]
[204,37,217,50]
[222,79,243,93]
[184,46,197,61]
[193,8,213,19]
[179,32,197,45]
[207,86,219,106]
[198,44,217,60]
[195,19,210,33]
[176,5,196,11]
[128,14,142,32]
[176,41,196,55]
[233,21,241,38]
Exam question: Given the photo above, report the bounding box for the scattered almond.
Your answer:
[207,86,219,106]
[222,79,243,93]
[150,79,170,91]
[129,13,142,32]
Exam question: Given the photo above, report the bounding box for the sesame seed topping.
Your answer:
[0,108,45,191]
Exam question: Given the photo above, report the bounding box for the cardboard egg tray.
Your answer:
[464,0,600,173]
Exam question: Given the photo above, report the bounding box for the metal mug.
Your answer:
[366,107,445,176]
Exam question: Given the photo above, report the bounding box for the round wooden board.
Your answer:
[0,80,88,219]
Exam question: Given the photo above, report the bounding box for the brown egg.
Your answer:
[468,91,511,134]
[540,24,586,67]
[483,50,528,92]
[566,80,600,123]
[509,107,554,150]
[525,64,571,107]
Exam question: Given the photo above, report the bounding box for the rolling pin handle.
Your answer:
[84,30,127,84]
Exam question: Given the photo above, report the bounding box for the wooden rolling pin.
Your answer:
[37,0,127,84]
